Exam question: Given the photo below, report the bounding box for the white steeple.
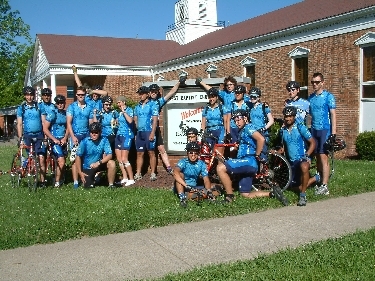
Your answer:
[166,0,224,45]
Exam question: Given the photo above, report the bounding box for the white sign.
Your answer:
[168,91,208,104]
[166,106,204,152]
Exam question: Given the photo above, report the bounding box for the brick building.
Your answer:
[22,0,375,166]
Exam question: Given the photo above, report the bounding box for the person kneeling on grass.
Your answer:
[277,106,317,206]
[75,122,116,188]
[216,109,288,206]
[173,141,214,208]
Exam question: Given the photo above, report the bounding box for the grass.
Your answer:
[0,144,375,250]
[150,228,375,281]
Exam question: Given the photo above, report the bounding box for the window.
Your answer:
[241,56,257,86]
[289,47,310,99]
[294,57,308,99]
[245,65,255,87]
[67,86,74,99]
[355,33,375,99]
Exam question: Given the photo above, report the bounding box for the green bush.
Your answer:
[268,118,283,149]
[355,131,375,160]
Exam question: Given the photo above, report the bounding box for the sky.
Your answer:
[9,0,302,42]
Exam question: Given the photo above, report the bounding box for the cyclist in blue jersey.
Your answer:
[216,109,288,205]
[115,96,135,187]
[148,80,182,175]
[93,95,118,153]
[75,122,116,188]
[174,142,212,207]
[248,87,274,159]
[17,86,47,187]
[308,72,337,196]
[201,87,226,155]
[43,95,69,187]
[278,106,317,206]
[196,76,237,141]
[39,88,56,124]
[66,86,94,188]
[227,85,252,144]
[134,86,159,181]
[284,81,310,125]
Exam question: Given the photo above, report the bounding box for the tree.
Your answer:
[0,0,33,108]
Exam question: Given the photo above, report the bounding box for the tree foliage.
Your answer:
[0,0,33,108]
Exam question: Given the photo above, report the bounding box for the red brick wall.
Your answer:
[155,28,375,162]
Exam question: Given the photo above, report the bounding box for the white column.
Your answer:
[50,74,56,101]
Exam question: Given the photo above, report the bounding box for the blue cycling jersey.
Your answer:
[218,90,235,114]
[99,110,119,137]
[17,102,43,135]
[176,158,208,187]
[76,136,112,169]
[229,100,251,128]
[308,90,336,130]
[237,123,258,168]
[134,100,158,132]
[46,108,67,138]
[117,107,134,137]
[202,104,224,129]
[39,102,56,117]
[285,97,310,124]
[249,102,271,130]
[66,102,93,135]
[280,123,312,162]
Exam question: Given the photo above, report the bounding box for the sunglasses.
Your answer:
[187,134,196,138]
[311,80,322,85]
[103,104,111,106]
[250,95,258,99]
[42,94,51,96]
[287,88,297,92]
[76,94,85,97]
[188,151,199,155]
[90,131,100,134]
[56,102,65,105]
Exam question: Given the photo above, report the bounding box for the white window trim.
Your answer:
[355,32,375,132]
[289,46,310,89]
[240,56,256,78]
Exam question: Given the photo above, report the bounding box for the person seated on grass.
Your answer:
[75,122,116,188]
[276,106,318,206]
[186,127,199,143]
[173,142,213,208]
[216,109,288,206]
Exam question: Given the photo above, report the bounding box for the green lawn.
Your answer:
[1,144,374,250]
[150,228,375,281]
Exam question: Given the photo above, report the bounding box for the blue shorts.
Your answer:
[224,158,257,193]
[51,140,68,158]
[206,127,225,148]
[135,131,156,152]
[23,132,46,155]
[290,160,302,187]
[311,129,329,154]
[115,135,132,150]
[230,127,240,143]
[69,133,88,148]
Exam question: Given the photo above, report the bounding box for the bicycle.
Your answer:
[199,131,292,191]
[10,142,39,192]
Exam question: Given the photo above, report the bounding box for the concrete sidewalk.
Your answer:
[1,192,374,281]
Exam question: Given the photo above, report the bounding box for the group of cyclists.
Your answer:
[16,66,337,207]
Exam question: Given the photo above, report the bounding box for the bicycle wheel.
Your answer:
[27,155,39,192]
[10,153,22,188]
[268,152,292,191]
[46,153,57,187]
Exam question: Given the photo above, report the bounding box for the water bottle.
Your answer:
[21,156,28,168]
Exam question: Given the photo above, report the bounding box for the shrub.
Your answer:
[268,118,283,149]
[355,131,375,160]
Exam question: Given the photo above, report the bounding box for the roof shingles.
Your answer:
[37,0,375,67]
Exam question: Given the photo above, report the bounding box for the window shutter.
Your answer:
[363,46,375,82]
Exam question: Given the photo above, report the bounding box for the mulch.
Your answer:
[123,170,175,189]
